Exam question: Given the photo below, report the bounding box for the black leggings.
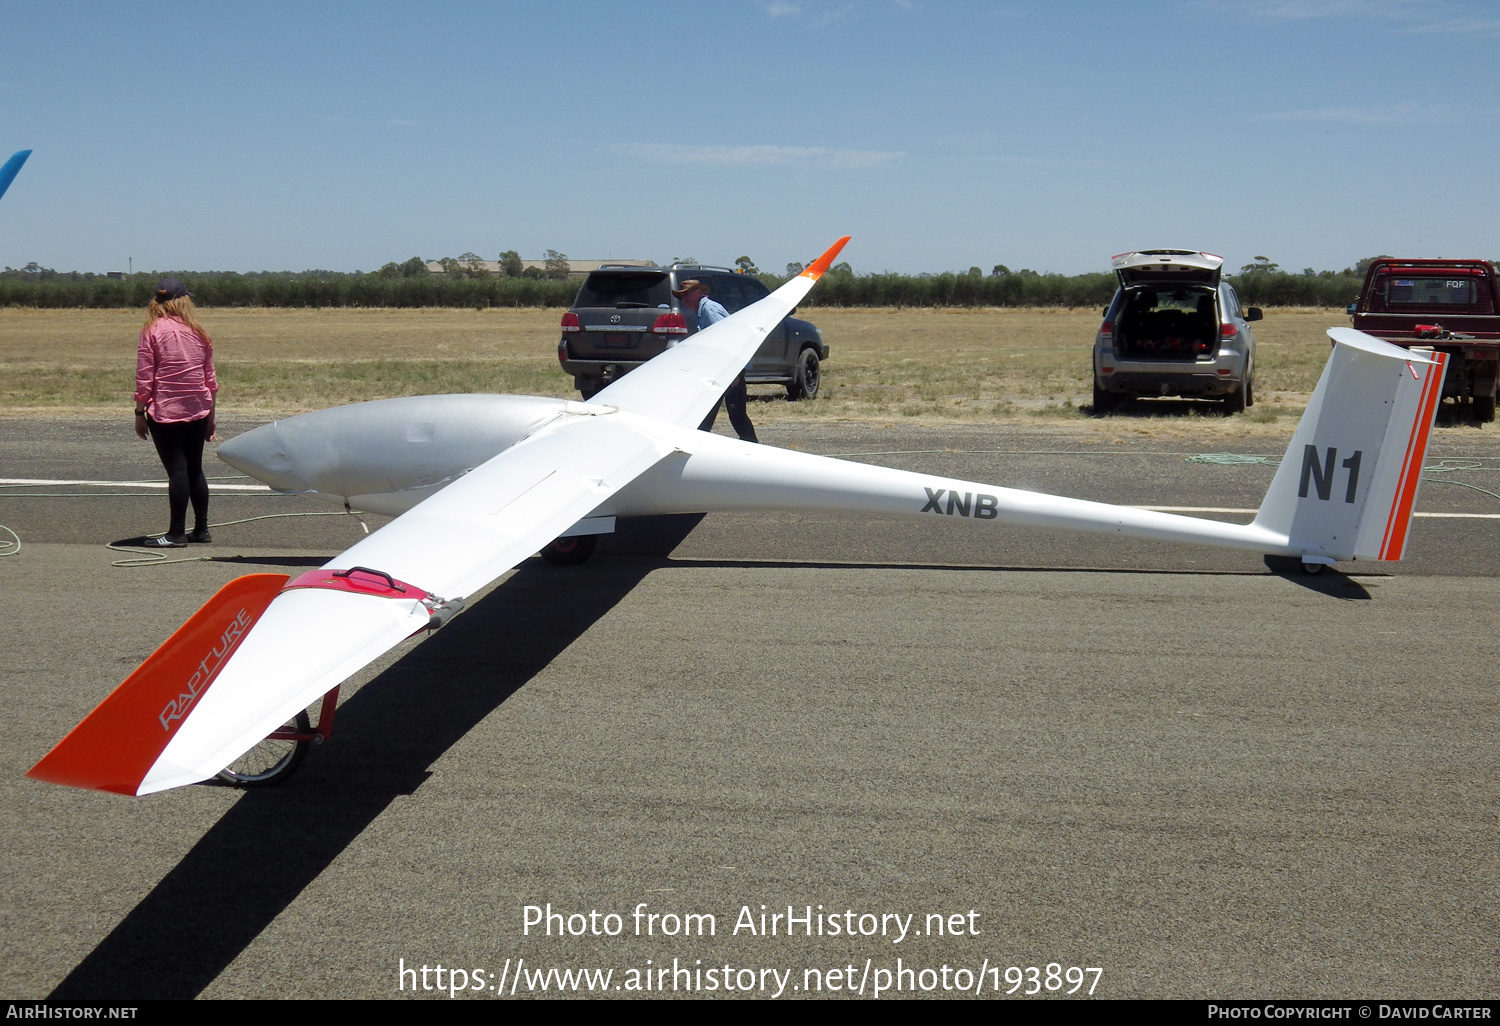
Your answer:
[146,415,210,536]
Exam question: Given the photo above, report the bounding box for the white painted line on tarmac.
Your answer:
[1133,505,1500,519]
[0,478,273,492]
[1408,511,1500,519]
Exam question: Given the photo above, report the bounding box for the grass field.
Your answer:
[0,305,1412,439]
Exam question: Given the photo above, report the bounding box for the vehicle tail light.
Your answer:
[1100,366,1113,374]
[560,312,581,333]
[1220,324,1238,339]
[652,312,689,335]
[557,339,569,366]
[1098,321,1112,336]
[1217,369,1232,376]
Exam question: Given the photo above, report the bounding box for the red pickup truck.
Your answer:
[1349,258,1500,422]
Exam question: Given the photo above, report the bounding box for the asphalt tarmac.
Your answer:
[2,416,1498,999]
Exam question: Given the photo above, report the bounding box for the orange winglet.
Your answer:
[799,236,852,281]
[27,573,289,795]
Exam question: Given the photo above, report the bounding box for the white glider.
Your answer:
[29,239,1447,796]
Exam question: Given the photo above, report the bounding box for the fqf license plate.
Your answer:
[597,334,637,348]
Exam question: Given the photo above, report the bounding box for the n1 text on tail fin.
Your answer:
[1252,327,1446,565]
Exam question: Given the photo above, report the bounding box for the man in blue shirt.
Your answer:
[672,279,758,443]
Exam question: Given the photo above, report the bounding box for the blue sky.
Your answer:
[0,0,1496,276]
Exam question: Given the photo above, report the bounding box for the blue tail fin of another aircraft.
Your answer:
[0,150,32,203]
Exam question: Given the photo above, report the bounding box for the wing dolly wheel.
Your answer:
[215,686,340,788]
[217,711,311,787]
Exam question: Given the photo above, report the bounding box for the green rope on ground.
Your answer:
[108,510,370,567]
[1420,460,1500,501]
[1185,453,1282,466]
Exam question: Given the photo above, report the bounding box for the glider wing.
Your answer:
[29,408,678,795]
[592,236,849,428]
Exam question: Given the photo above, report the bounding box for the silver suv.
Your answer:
[1092,250,1261,414]
[557,264,828,400]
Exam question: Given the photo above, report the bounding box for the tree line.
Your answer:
[0,266,581,309]
[0,255,1470,310]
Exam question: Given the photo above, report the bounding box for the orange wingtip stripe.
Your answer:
[26,574,288,794]
[799,236,852,281]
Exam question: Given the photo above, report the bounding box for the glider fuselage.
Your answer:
[220,393,1296,557]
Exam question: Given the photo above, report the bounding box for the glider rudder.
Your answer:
[1374,347,1445,559]
[27,574,288,795]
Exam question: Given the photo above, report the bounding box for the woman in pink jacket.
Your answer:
[133,278,217,547]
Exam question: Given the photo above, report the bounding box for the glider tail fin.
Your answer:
[27,573,288,795]
[1251,328,1446,564]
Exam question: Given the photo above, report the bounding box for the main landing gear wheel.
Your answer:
[217,710,310,787]
[541,534,597,565]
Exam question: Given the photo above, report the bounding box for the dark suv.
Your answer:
[558,264,828,399]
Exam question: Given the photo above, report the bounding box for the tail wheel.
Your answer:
[541,534,597,565]
[217,710,311,787]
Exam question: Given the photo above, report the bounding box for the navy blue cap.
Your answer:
[155,278,191,301]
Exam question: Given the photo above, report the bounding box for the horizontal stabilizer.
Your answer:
[27,574,288,795]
